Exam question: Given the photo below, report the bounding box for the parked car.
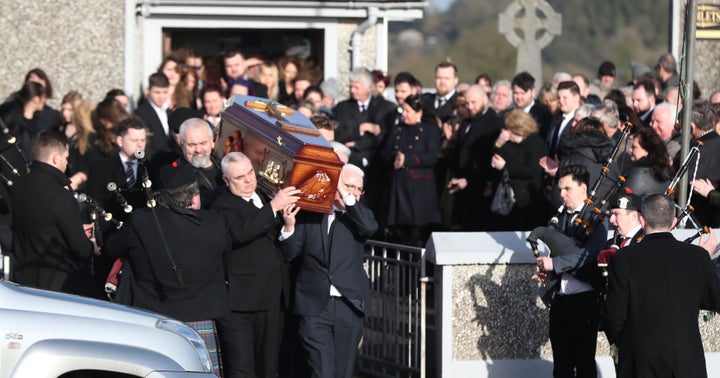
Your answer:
[0,279,217,378]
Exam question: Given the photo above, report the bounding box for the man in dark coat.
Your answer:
[280,163,378,378]
[687,100,720,227]
[603,194,720,378]
[332,67,396,169]
[10,130,99,297]
[211,151,300,378]
[104,161,230,377]
[332,67,396,220]
[446,84,502,230]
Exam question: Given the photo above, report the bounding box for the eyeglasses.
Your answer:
[345,184,365,195]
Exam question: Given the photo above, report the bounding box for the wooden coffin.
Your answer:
[216,94,343,214]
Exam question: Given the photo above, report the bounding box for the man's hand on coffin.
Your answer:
[271,186,301,213]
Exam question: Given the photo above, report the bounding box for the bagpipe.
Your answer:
[665,141,710,242]
[73,191,123,230]
[134,149,156,208]
[528,118,635,290]
[0,118,31,185]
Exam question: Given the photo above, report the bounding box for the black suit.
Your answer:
[539,211,607,378]
[333,95,396,220]
[87,153,149,293]
[135,101,173,161]
[421,91,457,123]
[447,108,502,230]
[332,95,397,168]
[88,153,148,215]
[546,113,574,158]
[281,200,378,378]
[211,188,289,378]
[603,232,720,377]
[689,131,720,227]
[10,161,98,297]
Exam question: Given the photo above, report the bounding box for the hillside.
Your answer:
[389,0,670,87]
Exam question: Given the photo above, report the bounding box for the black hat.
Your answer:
[159,161,197,191]
[168,107,204,134]
[609,192,642,212]
[598,61,616,77]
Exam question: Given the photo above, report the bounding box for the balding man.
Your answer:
[160,117,223,208]
[446,84,502,230]
[650,102,680,162]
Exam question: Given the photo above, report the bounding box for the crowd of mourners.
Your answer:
[2,47,720,378]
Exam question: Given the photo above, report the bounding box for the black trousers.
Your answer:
[216,308,284,378]
[298,297,364,378]
[549,291,599,378]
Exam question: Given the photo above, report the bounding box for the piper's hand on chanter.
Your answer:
[536,256,554,272]
[83,223,94,239]
[699,229,717,256]
[531,271,550,285]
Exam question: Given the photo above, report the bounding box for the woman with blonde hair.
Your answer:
[60,92,95,191]
[490,109,549,229]
[256,62,280,101]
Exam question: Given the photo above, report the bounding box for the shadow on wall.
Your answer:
[466,232,553,376]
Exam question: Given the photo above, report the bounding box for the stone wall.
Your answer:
[336,20,378,101]
[449,263,720,362]
[0,1,125,107]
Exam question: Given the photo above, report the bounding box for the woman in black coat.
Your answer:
[625,126,672,198]
[490,110,549,230]
[380,94,441,245]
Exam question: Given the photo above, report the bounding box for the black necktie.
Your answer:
[564,211,578,233]
[437,97,445,109]
[125,161,135,188]
[359,104,366,113]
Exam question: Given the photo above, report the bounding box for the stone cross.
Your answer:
[499,0,562,90]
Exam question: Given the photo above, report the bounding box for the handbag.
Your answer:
[490,169,515,216]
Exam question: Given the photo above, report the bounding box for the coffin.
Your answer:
[216,94,343,214]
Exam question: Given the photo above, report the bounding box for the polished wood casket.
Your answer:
[216,94,343,214]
